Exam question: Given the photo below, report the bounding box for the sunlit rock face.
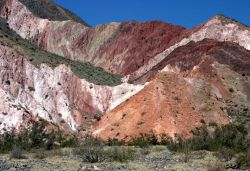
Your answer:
[0,43,143,133]
[0,0,187,77]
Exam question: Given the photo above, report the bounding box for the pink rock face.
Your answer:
[0,37,143,133]
[0,44,117,132]
[37,20,187,76]
[0,0,187,76]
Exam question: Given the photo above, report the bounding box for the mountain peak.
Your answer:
[17,0,89,26]
[211,14,249,29]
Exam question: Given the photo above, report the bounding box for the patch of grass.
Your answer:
[0,18,121,86]
[19,0,89,26]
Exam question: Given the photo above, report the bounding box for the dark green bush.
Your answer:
[236,148,250,169]
[107,138,125,146]
[0,121,77,153]
[129,132,159,148]
[81,146,107,163]
[0,130,16,153]
[179,124,249,152]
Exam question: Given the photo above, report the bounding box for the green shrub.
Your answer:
[10,147,27,159]
[0,121,77,153]
[83,135,105,147]
[107,138,125,146]
[129,132,159,148]
[0,129,16,153]
[236,148,250,169]
[80,146,107,163]
[106,147,135,163]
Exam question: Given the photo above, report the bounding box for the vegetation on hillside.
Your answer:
[0,18,121,86]
[19,0,89,26]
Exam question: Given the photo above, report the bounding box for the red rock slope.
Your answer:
[93,69,230,140]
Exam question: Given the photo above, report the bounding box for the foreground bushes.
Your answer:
[103,123,249,168]
[236,147,250,168]
[0,121,77,153]
[74,136,135,163]
[1,121,249,168]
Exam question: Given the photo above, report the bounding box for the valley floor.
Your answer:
[0,146,246,171]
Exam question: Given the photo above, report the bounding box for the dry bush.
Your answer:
[207,160,226,171]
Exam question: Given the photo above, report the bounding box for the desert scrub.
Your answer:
[0,121,77,153]
[236,147,250,169]
[10,147,27,159]
[215,147,235,161]
[80,146,107,163]
[129,132,159,148]
[75,146,136,163]
[206,160,225,171]
[105,146,135,163]
[33,149,46,159]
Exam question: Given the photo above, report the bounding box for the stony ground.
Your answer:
[0,146,246,171]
